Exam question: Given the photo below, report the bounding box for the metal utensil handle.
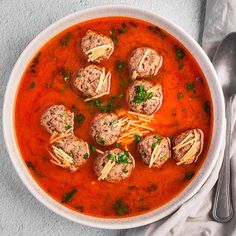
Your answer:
[212,98,233,223]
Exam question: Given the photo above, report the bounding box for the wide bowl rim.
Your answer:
[2,4,225,229]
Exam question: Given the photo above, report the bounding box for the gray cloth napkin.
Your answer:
[126,0,236,235]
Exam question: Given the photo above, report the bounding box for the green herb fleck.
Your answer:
[30,81,36,89]
[74,113,85,124]
[203,101,211,114]
[185,171,194,180]
[29,52,41,73]
[61,188,77,203]
[60,32,72,46]
[65,124,72,130]
[147,184,158,192]
[154,135,162,144]
[147,26,166,38]
[118,93,124,100]
[115,143,121,148]
[177,92,183,99]
[116,60,125,71]
[108,153,116,162]
[76,205,84,212]
[90,145,96,152]
[117,151,129,164]
[112,199,129,216]
[129,21,138,28]
[89,97,116,113]
[175,46,185,60]
[146,77,152,81]
[83,153,89,159]
[26,161,35,170]
[134,134,141,144]
[98,136,105,145]
[64,76,69,82]
[152,142,158,149]
[118,22,128,34]
[186,83,195,92]
[132,85,154,104]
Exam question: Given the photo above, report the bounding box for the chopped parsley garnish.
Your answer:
[112,199,129,216]
[203,101,211,114]
[175,46,185,60]
[65,124,72,130]
[117,151,129,164]
[177,92,183,99]
[29,52,41,73]
[145,77,152,81]
[186,83,195,92]
[118,22,128,34]
[185,171,194,180]
[26,161,43,178]
[115,143,121,148]
[61,188,77,203]
[116,60,125,71]
[90,145,96,152]
[60,32,72,46]
[30,81,36,89]
[89,97,116,113]
[108,151,129,164]
[146,184,158,192]
[152,142,158,149]
[110,27,118,45]
[74,113,85,124]
[98,136,105,145]
[76,205,84,212]
[83,153,89,159]
[63,76,69,82]
[26,161,35,170]
[132,85,154,104]
[134,134,141,144]
[154,135,162,144]
[147,26,166,38]
[108,153,116,162]
[118,93,124,100]
[129,21,138,28]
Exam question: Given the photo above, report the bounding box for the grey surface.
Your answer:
[0,1,206,235]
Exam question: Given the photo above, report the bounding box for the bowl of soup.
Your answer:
[3,5,225,229]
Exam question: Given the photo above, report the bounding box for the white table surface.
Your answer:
[0,0,206,235]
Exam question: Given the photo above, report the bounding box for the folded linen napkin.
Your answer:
[126,0,236,235]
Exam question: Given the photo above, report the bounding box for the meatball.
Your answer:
[50,135,89,172]
[129,47,163,80]
[90,113,122,146]
[126,80,163,115]
[41,105,74,134]
[172,129,204,165]
[138,134,171,168]
[81,30,114,63]
[72,65,110,98]
[93,148,135,182]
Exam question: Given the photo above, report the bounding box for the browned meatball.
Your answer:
[40,105,74,134]
[81,30,114,63]
[72,65,110,98]
[90,113,122,146]
[126,80,163,115]
[138,134,171,168]
[172,129,204,165]
[93,148,135,182]
[129,47,163,80]
[50,135,90,172]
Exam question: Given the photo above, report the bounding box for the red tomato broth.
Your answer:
[14,17,213,218]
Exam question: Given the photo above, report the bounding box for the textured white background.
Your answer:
[0,1,206,235]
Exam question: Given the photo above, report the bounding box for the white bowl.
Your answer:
[3,5,225,229]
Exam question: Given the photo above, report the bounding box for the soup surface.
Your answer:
[15,17,213,218]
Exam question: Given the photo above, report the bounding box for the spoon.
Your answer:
[212,32,236,223]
